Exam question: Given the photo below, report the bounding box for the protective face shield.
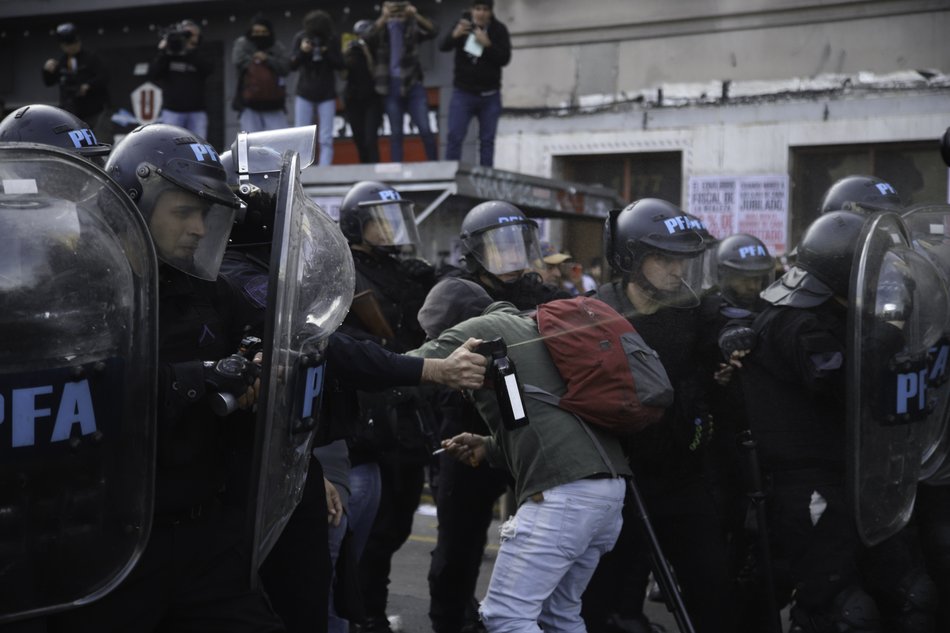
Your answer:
[105,124,244,281]
[0,143,157,622]
[135,161,237,280]
[848,211,948,547]
[688,214,719,293]
[467,220,543,277]
[359,199,420,248]
[339,180,421,254]
[459,201,541,281]
[715,234,774,310]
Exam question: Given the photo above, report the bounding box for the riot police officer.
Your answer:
[456,200,569,308]
[47,123,286,632]
[585,198,734,633]
[737,210,937,632]
[700,233,778,632]
[216,137,485,633]
[337,180,440,633]
[426,200,569,633]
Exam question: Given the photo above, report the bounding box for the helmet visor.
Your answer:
[358,200,420,247]
[639,249,703,308]
[139,177,235,280]
[719,268,773,310]
[469,222,542,276]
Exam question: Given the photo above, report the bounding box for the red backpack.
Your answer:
[241,60,286,106]
[524,296,673,435]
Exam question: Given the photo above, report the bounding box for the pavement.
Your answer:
[385,501,680,633]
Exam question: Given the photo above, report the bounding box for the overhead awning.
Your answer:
[299,160,622,223]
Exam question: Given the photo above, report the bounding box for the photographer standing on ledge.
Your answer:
[290,10,344,166]
[439,1,510,167]
[42,22,111,141]
[363,1,439,162]
[149,19,212,140]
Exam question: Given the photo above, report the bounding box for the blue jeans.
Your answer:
[445,87,502,167]
[294,95,337,166]
[385,77,437,162]
[348,462,382,563]
[479,478,625,633]
[159,109,208,141]
[239,108,288,133]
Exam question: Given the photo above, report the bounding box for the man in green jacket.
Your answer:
[412,277,630,633]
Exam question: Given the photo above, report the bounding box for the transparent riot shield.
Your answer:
[247,150,355,578]
[903,204,950,483]
[848,211,948,546]
[0,143,157,622]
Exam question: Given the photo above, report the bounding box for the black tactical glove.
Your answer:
[718,325,756,360]
[400,257,436,282]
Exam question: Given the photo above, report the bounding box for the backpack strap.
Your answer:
[523,384,618,478]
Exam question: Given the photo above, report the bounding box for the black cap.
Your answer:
[55,23,79,44]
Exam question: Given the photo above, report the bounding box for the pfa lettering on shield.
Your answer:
[883,354,931,425]
[1,360,123,451]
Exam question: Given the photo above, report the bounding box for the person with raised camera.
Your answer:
[41,22,110,141]
[290,10,344,165]
[343,19,384,164]
[47,123,285,632]
[148,19,212,140]
[232,14,292,133]
[439,0,510,167]
[362,1,438,162]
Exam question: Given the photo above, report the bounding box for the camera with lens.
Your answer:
[161,24,190,55]
[388,1,408,17]
[476,337,529,431]
[203,336,263,416]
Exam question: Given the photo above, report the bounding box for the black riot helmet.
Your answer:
[604,198,706,306]
[104,123,245,280]
[339,180,420,251]
[687,212,719,292]
[715,233,774,309]
[220,126,318,248]
[762,210,866,307]
[604,198,705,272]
[0,104,110,158]
[458,200,542,277]
[819,175,903,215]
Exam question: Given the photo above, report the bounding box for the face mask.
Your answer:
[250,34,274,49]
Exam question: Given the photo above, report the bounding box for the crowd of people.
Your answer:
[41,1,509,167]
[10,7,950,633]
